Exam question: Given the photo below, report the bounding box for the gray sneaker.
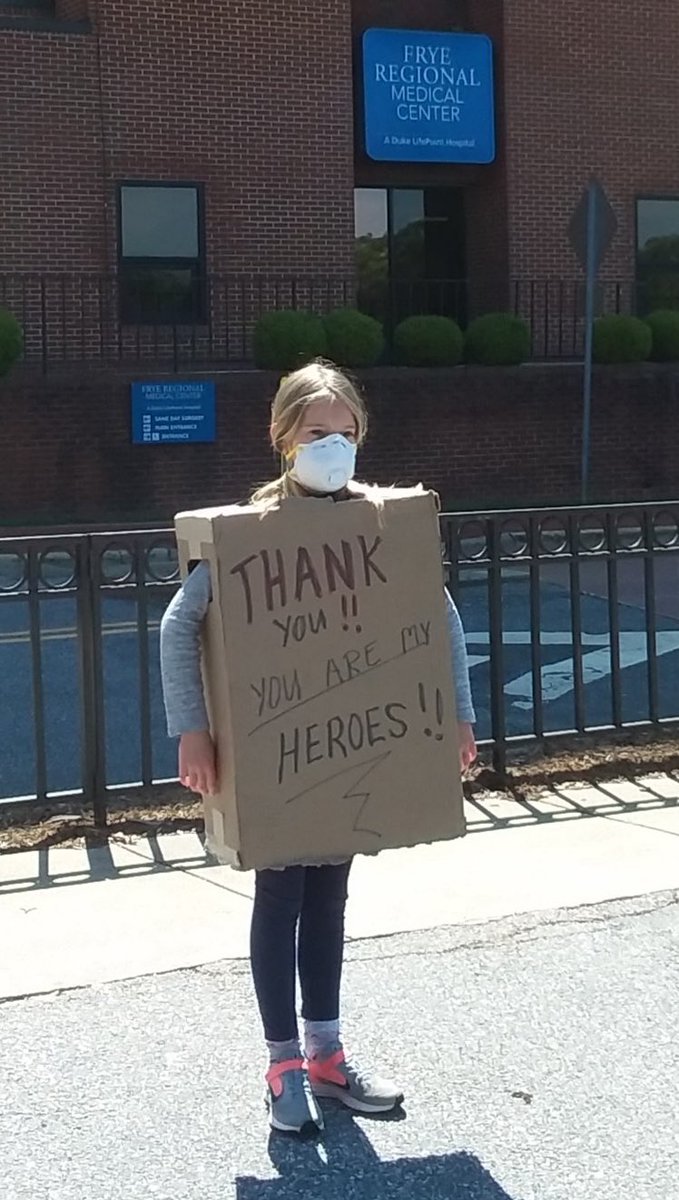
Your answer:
[265,1059,324,1135]
[308,1046,404,1114]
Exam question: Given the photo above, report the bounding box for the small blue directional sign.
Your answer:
[131,380,216,445]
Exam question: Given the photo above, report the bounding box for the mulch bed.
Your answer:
[2,728,679,854]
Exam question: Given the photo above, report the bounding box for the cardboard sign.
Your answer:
[175,490,465,870]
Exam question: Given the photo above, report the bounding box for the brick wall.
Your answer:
[464,0,509,311]
[0,0,356,276]
[352,0,486,192]
[0,0,506,292]
[351,0,510,315]
[503,0,679,281]
[94,0,355,274]
[4,1,679,297]
[1,365,676,528]
[55,1,89,18]
[0,28,104,272]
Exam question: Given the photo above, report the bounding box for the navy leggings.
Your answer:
[250,861,352,1043]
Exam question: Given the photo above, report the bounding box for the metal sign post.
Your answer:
[581,185,598,505]
[568,179,617,504]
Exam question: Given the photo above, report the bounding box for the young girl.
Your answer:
[160,359,476,1137]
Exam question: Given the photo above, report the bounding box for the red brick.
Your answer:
[0,364,676,526]
[3,1,671,288]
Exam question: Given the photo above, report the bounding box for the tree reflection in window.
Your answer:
[637,199,679,313]
[354,187,466,328]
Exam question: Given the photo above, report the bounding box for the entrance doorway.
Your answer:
[354,187,467,328]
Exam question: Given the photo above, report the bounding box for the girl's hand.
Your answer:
[179,730,218,795]
[458,722,477,774]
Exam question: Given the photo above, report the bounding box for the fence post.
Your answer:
[76,537,108,826]
[487,519,507,778]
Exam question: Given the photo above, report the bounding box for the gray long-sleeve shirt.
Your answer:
[160,560,476,737]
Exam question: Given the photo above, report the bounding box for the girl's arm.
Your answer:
[445,588,477,773]
[160,559,211,736]
[160,560,218,794]
[445,588,476,724]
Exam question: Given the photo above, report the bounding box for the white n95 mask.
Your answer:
[288,434,357,494]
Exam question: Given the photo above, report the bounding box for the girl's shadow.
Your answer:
[237,1105,516,1200]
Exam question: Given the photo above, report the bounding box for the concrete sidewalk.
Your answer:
[2,771,679,1001]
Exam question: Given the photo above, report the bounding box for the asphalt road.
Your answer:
[1,563,678,800]
[1,891,677,1199]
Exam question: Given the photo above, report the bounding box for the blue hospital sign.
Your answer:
[131,380,216,445]
[362,28,495,164]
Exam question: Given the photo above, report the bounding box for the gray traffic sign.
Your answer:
[569,178,617,273]
[570,179,617,504]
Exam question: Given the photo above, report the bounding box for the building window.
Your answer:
[637,198,679,312]
[354,187,466,327]
[119,183,205,324]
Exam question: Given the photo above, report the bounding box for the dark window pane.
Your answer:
[121,186,199,259]
[355,188,388,240]
[424,189,466,280]
[392,189,425,280]
[637,199,679,250]
[120,267,203,324]
[637,199,679,313]
[354,186,467,328]
[392,189,466,325]
[354,188,389,323]
[422,189,467,324]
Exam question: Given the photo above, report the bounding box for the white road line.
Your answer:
[0,621,162,647]
[464,630,679,707]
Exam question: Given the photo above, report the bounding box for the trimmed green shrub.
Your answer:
[393,315,463,368]
[645,309,679,362]
[322,308,384,368]
[253,310,327,371]
[0,308,23,377]
[464,312,531,366]
[592,314,652,364]
[637,235,679,311]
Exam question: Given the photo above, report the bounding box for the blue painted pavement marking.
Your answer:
[1,576,678,800]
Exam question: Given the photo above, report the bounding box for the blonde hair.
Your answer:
[251,359,378,506]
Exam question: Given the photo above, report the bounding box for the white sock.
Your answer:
[266,1037,301,1066]
[304,1019,341,1060]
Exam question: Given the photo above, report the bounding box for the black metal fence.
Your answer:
[0,530,178,822]
[1,503,678,822]
[0,274,356,372]
[443,504,679,765]
[0,272,659,371]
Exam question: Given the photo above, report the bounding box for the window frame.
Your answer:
[117,180,207,326]
[635,194,679,253]
[635,194,679,315]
